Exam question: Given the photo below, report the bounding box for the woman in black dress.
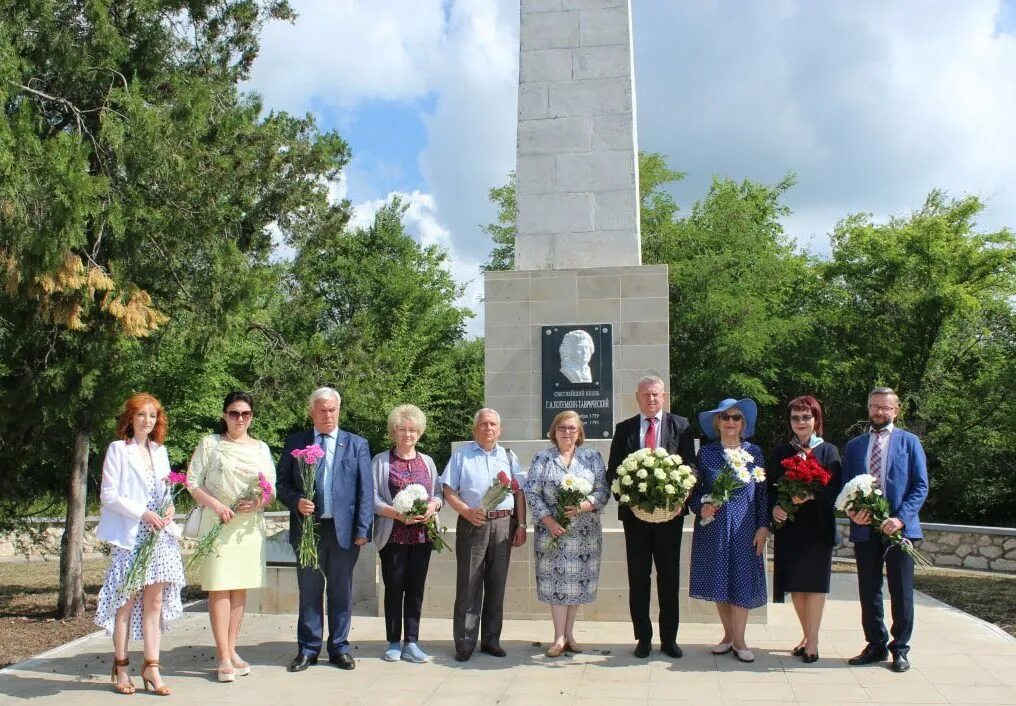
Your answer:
[768,396,841,663]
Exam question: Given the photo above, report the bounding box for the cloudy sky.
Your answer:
[247,0,1016,335]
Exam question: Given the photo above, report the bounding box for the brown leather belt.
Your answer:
[486,509,512,519]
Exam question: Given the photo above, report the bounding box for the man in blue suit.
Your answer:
[276,387,374,672]
[842,387,928,673]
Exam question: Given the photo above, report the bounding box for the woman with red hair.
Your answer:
[767,395,841,664]
[94,393,184,695]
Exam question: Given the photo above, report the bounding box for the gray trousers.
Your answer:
[453,514,512,653]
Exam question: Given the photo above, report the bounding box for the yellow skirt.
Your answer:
[196,509,267,591]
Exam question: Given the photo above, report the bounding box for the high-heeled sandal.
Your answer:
[110,657,135,695]
[140,659,171,696]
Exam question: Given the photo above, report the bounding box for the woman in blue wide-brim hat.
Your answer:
[688,398,769,663]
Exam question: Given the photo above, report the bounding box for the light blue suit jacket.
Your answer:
[841,428,929,541]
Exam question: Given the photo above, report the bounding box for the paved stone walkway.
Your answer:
[1,574,1014,705]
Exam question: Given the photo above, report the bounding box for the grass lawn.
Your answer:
[0,557,204,669]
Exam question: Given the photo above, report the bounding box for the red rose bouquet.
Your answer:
[481,470,520,511]
[772,454,832,530]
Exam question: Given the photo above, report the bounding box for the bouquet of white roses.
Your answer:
[611,448,696,523]
[699,447,765,526]
[834,474,930,567]
[392,483,451,553]
[545,472,594,552]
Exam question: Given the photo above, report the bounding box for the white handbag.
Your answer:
[182,506,203,539]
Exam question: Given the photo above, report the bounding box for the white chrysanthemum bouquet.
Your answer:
[611,448,696,523]
[392,483,451,553]
[699,447,765,526]
[546,472,594,552]
[834,474,929,566]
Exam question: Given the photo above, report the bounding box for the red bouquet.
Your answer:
[773,454,832,530]
[481,470,520,511]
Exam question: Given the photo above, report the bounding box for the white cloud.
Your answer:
[249,0,447,114]
[633,0,1016,248]
[250,0,1016,336]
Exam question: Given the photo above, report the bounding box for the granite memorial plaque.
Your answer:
[542,324,613,438]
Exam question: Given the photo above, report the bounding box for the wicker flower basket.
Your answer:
[630,505,679,523]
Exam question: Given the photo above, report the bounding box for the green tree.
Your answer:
[480,173,517,272]
[0,0,350,615]
[265,197,480,466]
[817,192,1016,522]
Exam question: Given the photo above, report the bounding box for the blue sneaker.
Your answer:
[382,642,402,662]
[401,642,431,663]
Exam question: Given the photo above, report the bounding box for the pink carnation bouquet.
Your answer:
[291,444,325,569]
[120,471,188,599]
[185,471,273,571]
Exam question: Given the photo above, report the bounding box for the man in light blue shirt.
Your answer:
[440,408,527,661]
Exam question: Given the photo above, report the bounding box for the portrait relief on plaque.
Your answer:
[558,329,595,383]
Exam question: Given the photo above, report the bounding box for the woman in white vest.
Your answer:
[94,393,185,696]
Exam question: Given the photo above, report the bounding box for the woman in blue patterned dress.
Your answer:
[94,393,185,695]
[689,398,769,663]
[525,410,610,658]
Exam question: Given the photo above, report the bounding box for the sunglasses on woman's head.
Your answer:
[226,410,253,420]
[789,414,813,423]
[718,413,743,422]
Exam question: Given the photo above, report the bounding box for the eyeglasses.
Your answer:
[718,413,743,422]
[789,414,813,423]
[868,404,896,413]
[226,410,253,420]
[556,426,580,434]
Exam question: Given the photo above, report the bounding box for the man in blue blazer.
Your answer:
[842,387,928,674]
[276,387,374,672]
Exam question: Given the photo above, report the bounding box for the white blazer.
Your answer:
[96,439,180,549]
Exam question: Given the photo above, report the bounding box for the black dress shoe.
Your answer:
[454,650,472,662]
[633,641,651,658]
[891,654,910,673]
[660,642,683,659]
[802,652,819,664]
[287,654,317,672]
[329,653,355,670]
[847,645,888,666]
[480,645,506,658]
[791,646,806,657]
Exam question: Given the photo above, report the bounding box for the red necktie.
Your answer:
[645,417,657,449]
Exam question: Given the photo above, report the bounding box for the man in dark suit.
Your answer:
[276,387,374,672]
[842,387,928,674]
[606,375,697,659]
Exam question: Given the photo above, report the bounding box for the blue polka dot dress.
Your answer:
[94,471,185,639]
[689,442,768,610]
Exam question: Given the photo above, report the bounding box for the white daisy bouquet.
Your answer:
[834,474,930,567]
[699,447,765,526]
[546,472,594,552]
[611,448,696,523]
[392,483,451,553]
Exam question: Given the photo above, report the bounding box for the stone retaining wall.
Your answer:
[831,519,1016,573]
[0,512,290,561]
[4,513,1015,575]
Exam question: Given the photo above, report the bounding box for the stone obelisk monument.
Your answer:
[471,0,765,624]
[486,0,668,450]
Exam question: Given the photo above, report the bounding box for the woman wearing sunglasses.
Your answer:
[186,391,276,682]
[767,396,841,663]
[689,398,768,663]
